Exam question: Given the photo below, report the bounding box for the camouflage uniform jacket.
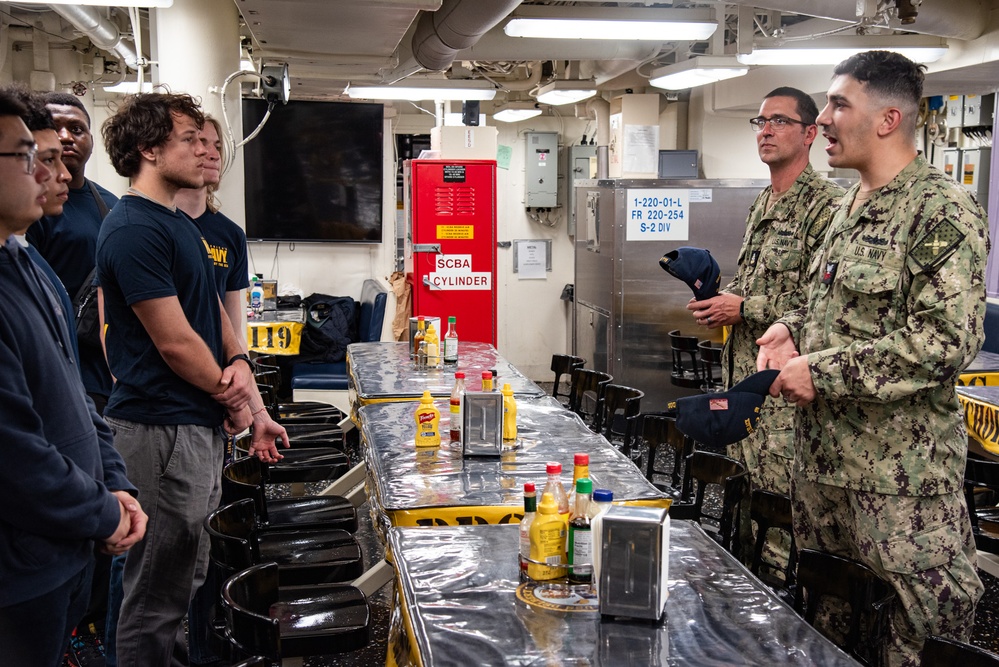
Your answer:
[782,155,989,496]
[723,165,843,462]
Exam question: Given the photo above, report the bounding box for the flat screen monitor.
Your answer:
[242,99,384,243]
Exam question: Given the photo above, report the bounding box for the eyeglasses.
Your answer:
[0,145,38,174]
[749,116,809,132]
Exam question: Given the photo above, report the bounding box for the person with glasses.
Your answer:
[687,87,844,565]
[758,51,988,666]
[0,87,146,667]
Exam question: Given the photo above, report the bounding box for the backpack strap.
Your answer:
[87,179,111,220]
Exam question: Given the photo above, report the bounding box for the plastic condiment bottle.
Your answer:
[424,324,440,369]
[450,372,466,443]
[413,316,426,358]
[528,492,565,581]
[542,462,570,529]
[414,391,440,448]
[481,371,493,392]
[568,478,595,585]
[570,452,590,514]
[590,488,614,594]
[249,281,263,316]
[502,383,517,441]
[519,482,537,576]
[443,316,459,366]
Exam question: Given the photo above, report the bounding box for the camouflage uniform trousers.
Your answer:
[791,476,983,667]
[727,407,794,569]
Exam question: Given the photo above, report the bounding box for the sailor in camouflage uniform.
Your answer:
[759,51,987,666]
[689,88,843,561]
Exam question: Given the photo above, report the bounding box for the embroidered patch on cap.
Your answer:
[709,398,729,411]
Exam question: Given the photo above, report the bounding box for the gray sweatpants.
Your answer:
[105,418,222,667]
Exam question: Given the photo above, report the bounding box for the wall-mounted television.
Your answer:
[242,99,384,243]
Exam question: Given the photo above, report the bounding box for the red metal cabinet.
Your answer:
[405,159,497,345]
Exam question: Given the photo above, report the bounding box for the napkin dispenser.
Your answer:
[598,505,670,620]
[461,391,503,457]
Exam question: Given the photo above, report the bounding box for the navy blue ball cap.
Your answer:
[658,247,721,301]
[673,370,779,446]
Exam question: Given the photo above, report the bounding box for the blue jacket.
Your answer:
[0,236,135,607]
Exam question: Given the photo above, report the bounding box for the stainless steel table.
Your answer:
[347,341,546,410]
[360,396,669,530]
[387,521,860,667]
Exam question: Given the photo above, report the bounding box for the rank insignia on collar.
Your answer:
[912,220,964,271]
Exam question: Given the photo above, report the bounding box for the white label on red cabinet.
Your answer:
[428,254,491,290]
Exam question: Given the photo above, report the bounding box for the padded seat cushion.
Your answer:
[291,362,348,390]
[266,496,358,533]
[270,585,370,652]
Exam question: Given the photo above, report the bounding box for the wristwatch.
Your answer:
[227,353,255,372]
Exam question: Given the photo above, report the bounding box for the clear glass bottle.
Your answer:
[568,478,595,585]
[542,461,570,526]
[519,482,537,578]
[450,372,465,442]
[443,316,458,366]
[416,340,428,371]
[412,316,425,360]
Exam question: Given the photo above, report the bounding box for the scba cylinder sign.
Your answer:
[428,254,492,290]
[626,188,690,241]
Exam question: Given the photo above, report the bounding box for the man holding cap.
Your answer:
[686,88,844,559]
[758,52,986,664]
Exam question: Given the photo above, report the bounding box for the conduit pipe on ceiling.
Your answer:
[726,0,987,41]
[412,0,522,71]
[48,4,140,70]
[585,96,610,179]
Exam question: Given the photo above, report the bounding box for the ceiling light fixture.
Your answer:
[492,102,542,123]
[535,81,597,106]
[504,6,717,41]
[649,56,749,91]
[737,35,948,65]
[347,79,496,101]
[15,0,173,6]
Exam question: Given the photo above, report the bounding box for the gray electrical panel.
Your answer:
[525,131,559,208]
[964,93,995,127]
[961,147,991,203]
[947,95,964,129]
[565,143,596,236]
[942,148,962,182]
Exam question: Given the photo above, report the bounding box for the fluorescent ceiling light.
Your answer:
[737,35,948,65]
[649,56,749,91]
[348,80,496,101]
[535,81,597,106]
[505,7,716,41]
[15,0,173,5]
[493,102,542,123]
[103,81,154,94]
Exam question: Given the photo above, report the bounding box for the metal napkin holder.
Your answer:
[598,505,670,620]
[461,391,503,457]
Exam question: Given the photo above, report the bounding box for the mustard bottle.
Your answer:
[502,382,517,441]
[528,492,565,581]
[414,390,441,448]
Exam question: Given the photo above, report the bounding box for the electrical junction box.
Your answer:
[525,131,559,208]
[961,147,991,203]
[566,143,597,236]
[947,95,965,129]
[942,148,962,182]
[964,93,995,127]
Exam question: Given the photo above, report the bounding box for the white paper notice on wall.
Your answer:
[623,125,659,174]
[625,189,689,241]
[516,240,547,279]
[428,254,492,290]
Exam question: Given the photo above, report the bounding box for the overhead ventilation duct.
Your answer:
[49,4,141,70]
[727,0,988,41]
[412,0,522,71]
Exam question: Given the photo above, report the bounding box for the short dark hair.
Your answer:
[833,50,924,106]
[102,91,205,178]
[0,89,28,127]
[42,91,91,127]
[764,87,819,126]
[5,83,55,132]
